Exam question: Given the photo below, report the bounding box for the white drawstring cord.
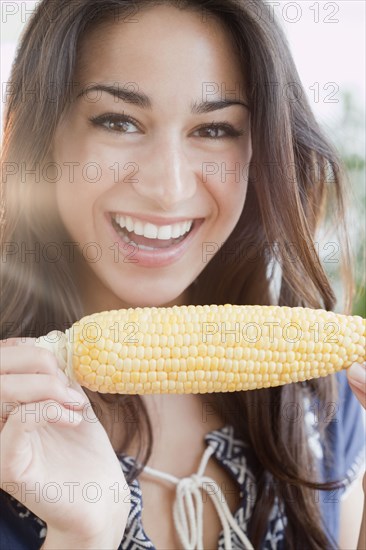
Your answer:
[142,445,254,550]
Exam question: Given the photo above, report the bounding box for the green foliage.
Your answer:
[327,91,365,318]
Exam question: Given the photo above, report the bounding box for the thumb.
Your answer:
[347,362,366,409]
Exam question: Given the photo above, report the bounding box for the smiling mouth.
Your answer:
[111,217,197,250]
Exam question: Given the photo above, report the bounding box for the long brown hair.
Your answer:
[1,1,355,548]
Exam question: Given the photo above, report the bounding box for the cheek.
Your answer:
[53,139,106,234]
[55,180,85,241]
[208,148,250,222]
[53,119,115,193]
[54,162,99,243]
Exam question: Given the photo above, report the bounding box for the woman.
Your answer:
[0,1,365,548]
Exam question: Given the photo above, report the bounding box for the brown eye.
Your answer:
[196,126,224,139]
[108,120,134,132]
[194,123,244,140]
[89,114,140,134]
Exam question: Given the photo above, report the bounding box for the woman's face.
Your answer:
[53,5,252,311]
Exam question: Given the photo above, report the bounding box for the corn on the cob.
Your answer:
[35,304,365,394]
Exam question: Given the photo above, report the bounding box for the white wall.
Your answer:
[1,1,365,130]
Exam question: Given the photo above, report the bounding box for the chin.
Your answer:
[111,287,188,309]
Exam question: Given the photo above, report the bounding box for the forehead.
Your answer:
[74,5,246,103]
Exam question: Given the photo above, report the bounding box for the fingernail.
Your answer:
[348,362,366,384]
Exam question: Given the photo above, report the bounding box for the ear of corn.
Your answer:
[35,304,366,394]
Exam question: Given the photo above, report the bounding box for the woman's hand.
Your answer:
[0,337,131,546]
[347,361,366,410]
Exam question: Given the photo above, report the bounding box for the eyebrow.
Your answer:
[77,84,250,113]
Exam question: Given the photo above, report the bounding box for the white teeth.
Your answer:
[133,220,144,236]
[158,225,173,239]
[126,216,134,232]
[113,215,193,240]
[171,224,182,239]
[144,223,159,239]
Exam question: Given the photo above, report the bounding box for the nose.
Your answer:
[131,134,197,211]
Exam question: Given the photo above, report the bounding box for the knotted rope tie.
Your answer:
[142,445,254,550]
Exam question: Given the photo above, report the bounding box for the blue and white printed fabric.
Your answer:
[0,371,364,550]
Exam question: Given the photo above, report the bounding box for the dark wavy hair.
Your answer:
[1,1,356,548]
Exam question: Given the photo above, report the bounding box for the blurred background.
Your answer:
[1,0,365,316]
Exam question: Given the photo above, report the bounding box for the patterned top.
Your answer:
[118,424,287,550]
[0,371,365,550]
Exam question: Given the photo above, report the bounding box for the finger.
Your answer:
[1,374,88,425]
[0,340,90,403]
[347,362,366,409]
[0,345,64,378]
[347,362,366,388]
[0,332,63,348]
[0,337,36,347]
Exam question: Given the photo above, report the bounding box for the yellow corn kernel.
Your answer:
[35,304,365,394]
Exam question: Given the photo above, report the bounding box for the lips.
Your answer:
[107,213,204,268]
